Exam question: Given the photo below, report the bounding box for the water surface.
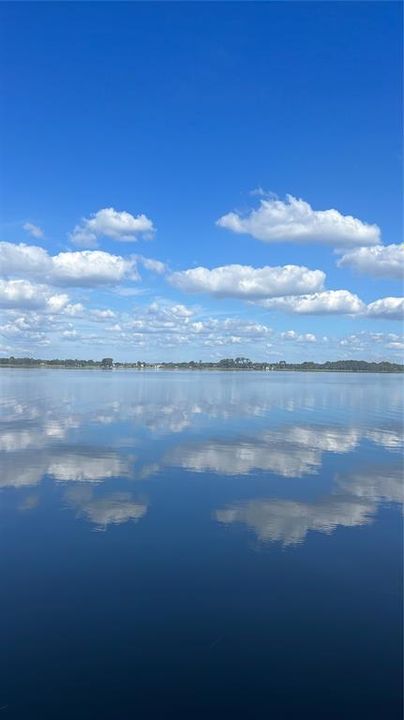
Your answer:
[0,370,402,718]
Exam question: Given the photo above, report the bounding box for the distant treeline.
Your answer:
[0,356,403,373]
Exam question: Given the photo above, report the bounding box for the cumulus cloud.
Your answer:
[280,330,317,343]
[23,222,44,239]
[336,331,404,357]
[0,243,138,287]
[0,278,70,312]
[170,263,325,299]
[217,194,380,247]
[366,297,404,320]
[0,242,51,276]
[91,309,116,320]
[0,286,275,353]
[70,207,155,247]
[52,250,138,286]
[260,289,365,315]
[261,291,404,320]
[338,244,404,279]
[0,278,45,308]
[112,302,273,350]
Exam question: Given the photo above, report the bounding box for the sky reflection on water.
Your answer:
[0,370,402,535]
[0,370,402,718]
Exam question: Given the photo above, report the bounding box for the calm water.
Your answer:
[0,369,402,719]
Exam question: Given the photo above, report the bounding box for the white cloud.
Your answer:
[261,292,404,321]
[52,250,138,286]
[280,330,317,343]
[0,279,43,308]
[46,293,70,313]
[338,244,404,279]
[63,303,84,316]
[70,207,155,247]
[0,242,51,276]
[0,315,48,344]
[217,194,380,247]
[300,333,317,343]
[165,303,194,318]
[0,243,139,287]
[91,309,116,320]
[261,289,365,315]
[0,279,70,311]
[170,263,325,299]
[0,289,275,354]
[336,331,404,355]
[137,256,166,274]
[117,303,273,350]
[366,297,404,320]
[23,222,44,239]
[62,329,78,339]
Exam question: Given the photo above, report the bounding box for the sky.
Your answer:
[0,1,403,363]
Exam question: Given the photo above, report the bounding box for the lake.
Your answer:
[0,369,402,718]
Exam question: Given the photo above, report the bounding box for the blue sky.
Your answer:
[0,1,402,362]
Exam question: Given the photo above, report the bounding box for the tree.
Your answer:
[101,357,113,368]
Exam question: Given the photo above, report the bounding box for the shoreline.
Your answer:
[0,365,402,374]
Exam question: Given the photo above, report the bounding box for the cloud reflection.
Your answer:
[164,425,400,479]
[215,465,403,545]
[0,448,134,488]
[64,486,147,530]
[216,496,376,545]
[0,376,402,545]
[48,450,133,483]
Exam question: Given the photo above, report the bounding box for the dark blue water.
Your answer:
[0,370,402,719]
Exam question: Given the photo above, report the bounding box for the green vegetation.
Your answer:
[0,356,402,372]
